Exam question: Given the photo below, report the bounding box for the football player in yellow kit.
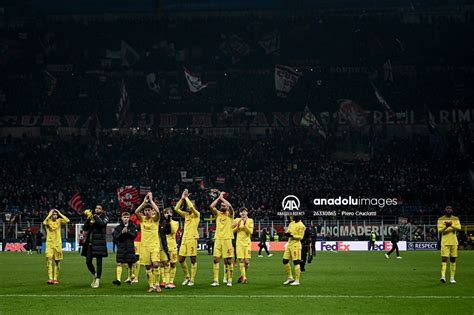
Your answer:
[283,216,306,286]
[43,209,70,284]
[233,207,254,284]
[437,206,461,283]
[135,192,161,293]
[174,189,200,286]
[210,191,234,287]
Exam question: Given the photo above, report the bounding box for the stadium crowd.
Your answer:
[1,127,472,222]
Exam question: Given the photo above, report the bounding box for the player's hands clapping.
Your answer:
[445,221,452,227]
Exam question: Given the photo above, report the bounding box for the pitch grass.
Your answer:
[0,251,473,314]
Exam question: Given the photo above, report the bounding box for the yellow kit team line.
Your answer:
[41,197,462,290]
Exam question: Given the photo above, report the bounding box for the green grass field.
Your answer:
[0,251,473,314]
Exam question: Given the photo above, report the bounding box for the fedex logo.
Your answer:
[4,242,27,252]
[320,241,351,251]
[371,241,392,251]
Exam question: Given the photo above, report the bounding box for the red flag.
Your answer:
[69,192,85,214]
[116,186,141,210]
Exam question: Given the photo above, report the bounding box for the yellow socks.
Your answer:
[295,264,301,281]
[213,262,219,282]
[153,267,160,285]
[164,265,170,284]
[224,264,228,280]
[239,262,246,279]
[181,261,190,279]
[191,262,197,282]
[441,262,447,278]
[146,268,154,287]
[47,260,53,280]
[227,263,233,282]
[159,266,164,283]
[54,262,60,281]
[127,264,133,279]
[170,265,176,283]
[116,265,122,281]
[284,263,293,279]
[450,262,456,279]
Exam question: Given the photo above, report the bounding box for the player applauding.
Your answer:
[438,206,461,284]
[135,192,161,293]
[233,207,254,284]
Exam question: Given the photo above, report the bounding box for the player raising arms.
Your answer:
[43,209,70,284]
[174,189,200,286]
[232,207,254,284]
[135,192,161,293]
[282,216,306,286]
[437,206,461,284]
[210,191,235,287]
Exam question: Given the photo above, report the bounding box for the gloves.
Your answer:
[84,209,95,223]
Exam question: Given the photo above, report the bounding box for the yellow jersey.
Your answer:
[166,220,179,249]
[139,216,160,247]
[437,215,461,245]
[215,210,234,240]
[287,220,306,246]
[174,198,200,240]
[44,219,67,248]
[233,218,254,245]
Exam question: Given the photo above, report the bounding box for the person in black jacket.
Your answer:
[81,204,109,288]
[385,227,402,259]
[24,228,34,255]
[258,228,272,257]
[112,212,138,286]
[300,228,311,272]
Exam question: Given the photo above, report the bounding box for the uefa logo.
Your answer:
[282,195,300,211]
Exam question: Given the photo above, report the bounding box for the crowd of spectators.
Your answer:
[1,10,473,116]
[1,127,472,223]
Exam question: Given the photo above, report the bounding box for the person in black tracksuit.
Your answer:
[112,212,138,286]
[24,228,34,254]
[207,230,215,255]
[385,227,402,259]
[36,231,43,254]
[300,228,311,272]
[368,230,377,251]
[258,228,272,257]
[308,224,316,262]
[81,204,109,288]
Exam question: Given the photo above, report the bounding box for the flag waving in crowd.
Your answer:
[184,67,208,93]
[275,65,301,97]
[117,186,141,210]
[68,192,85,214]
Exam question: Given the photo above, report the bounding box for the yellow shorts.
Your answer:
[440,245,458,257]
[46,246,63,261]
[139,246,160,265]
[134,241,140,256]
[236,244,251,259]
[214,239,234,258]
[179,239,198,257]
[283,243,302,261]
